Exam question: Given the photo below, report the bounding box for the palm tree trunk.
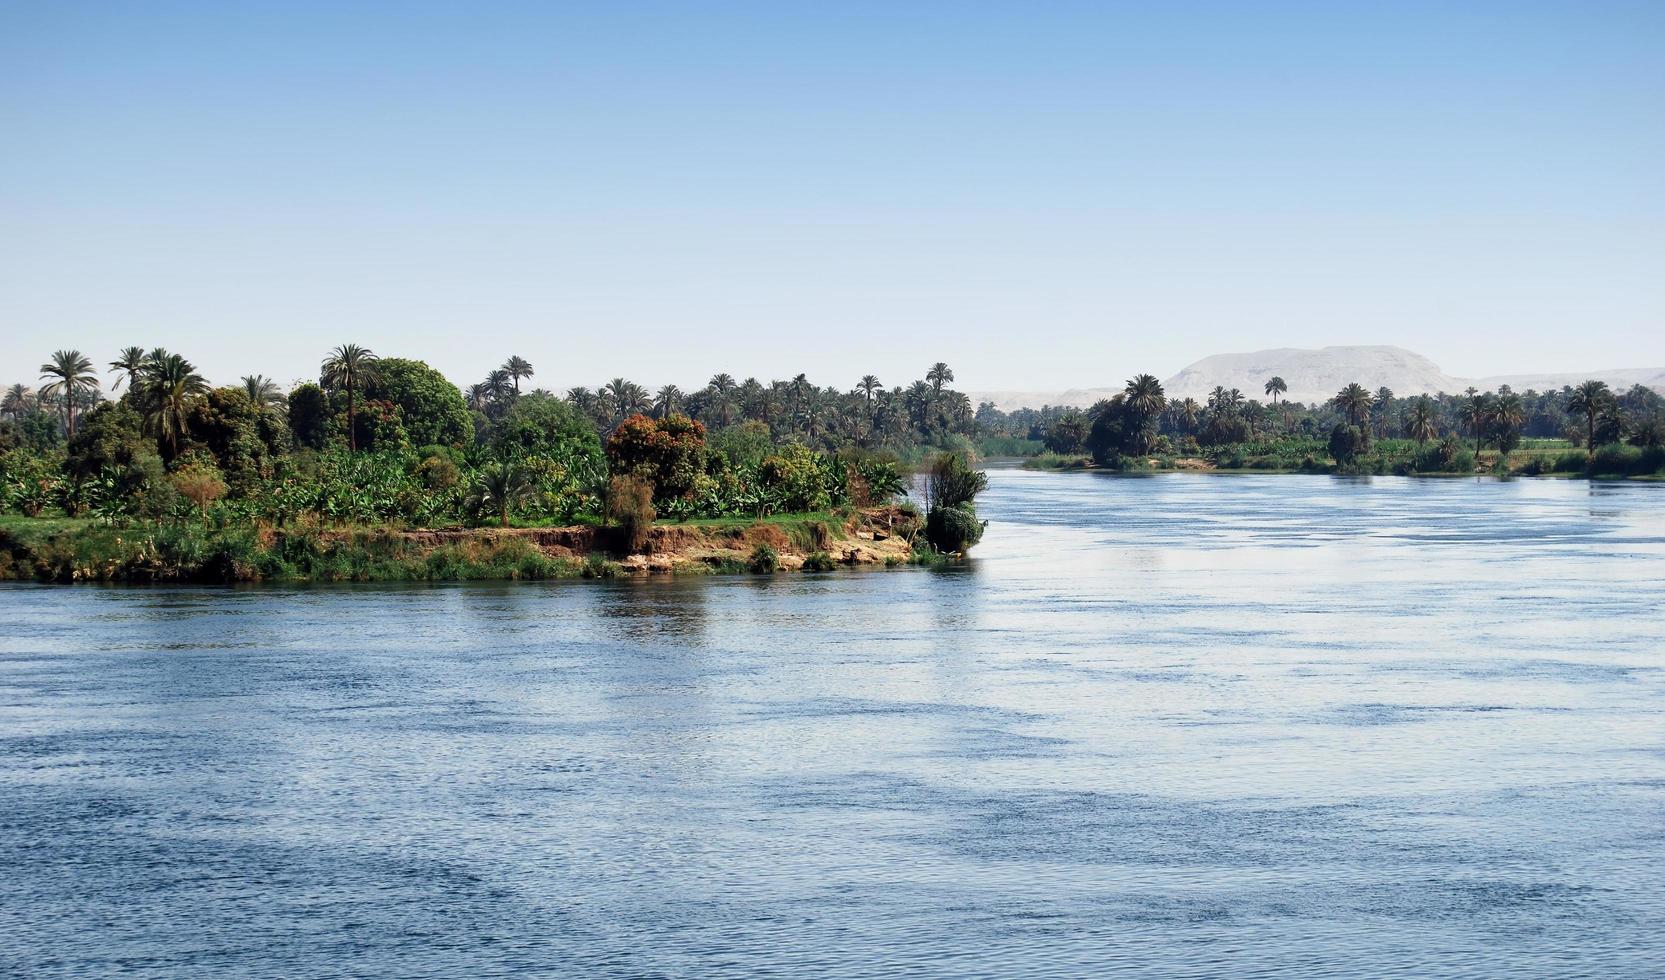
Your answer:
[347,388,357,451]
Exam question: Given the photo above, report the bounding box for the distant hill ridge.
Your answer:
[969,346,1665,411]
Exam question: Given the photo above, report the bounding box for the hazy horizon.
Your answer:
[5,2,1661,391]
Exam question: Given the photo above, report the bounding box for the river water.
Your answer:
[3,470,1663,977]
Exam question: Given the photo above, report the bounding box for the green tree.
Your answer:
[1264,376,1287,404]
[926,362,955,396]
[187,387,292,489]
[39,349,100,438]
[109,347,146,392]
[603,377,649,422]
[320,344,380,451]
[1405,395,1438,445]
[467,462,534,527]
[1122,374,1166,454]
[134,352,209,460]
[1330,383,1372,428]
[1489,391,1525,455]
[1177,397,1201,432]
[492,392,604,463]
[1566,380,1613,457]
[654,384,684,418]
[708,374,739,426]
[241,375,286,410]
[502,355,534,394]
[1460,390,1491,454]
[3,384,33,419]
[287,382,332,449]
[364,358,470,447]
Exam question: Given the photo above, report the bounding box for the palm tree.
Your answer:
[926,362,954,396]
[467,383,490,412]
[1373,387,1395,438]
[241,375,285,410]
[1490,391,1525,453]
[655,384,684,418]
[1123,374,1166,419]
[790,373,809,418]
[708,374,738,426]
[1460,391,1491,454]
[1178,397,1201,432]
[320,344,379,451]
[1330,383,1373,428]
[738,378,766,422]
[484,369,513,404]
[502,355,534,394]
[904,380,934,431]
[38,350,100,437]
[603,378,648,421]
[134,352,208,459]
[1566,380,1612,457]
[3,384,33,419]
[857,374,883,438]
[857,374,882,409]
[109,346,147,392]
[1264,376,1287,404]
[467,462,533,527]
[1405,395,1438,445]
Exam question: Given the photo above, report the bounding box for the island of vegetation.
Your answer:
[1020,374,1665,479]
[1,348,989,583]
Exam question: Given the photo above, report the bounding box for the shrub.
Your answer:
[171,462,228,518]
[606,474,656,551]
[926,452,987,511]
[1328,424,1369,466]
[925,503,985,553]
[801,550,837,572]
[467,462,534,527]
[747,543,779,573]
[923,452,988,554]
[758,444,832,513]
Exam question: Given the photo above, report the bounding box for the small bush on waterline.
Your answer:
[747,543,779,573]
[801,550,836,572]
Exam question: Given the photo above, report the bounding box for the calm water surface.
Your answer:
[3,470,1663,977]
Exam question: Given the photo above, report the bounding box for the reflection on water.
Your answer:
[3,471,1663,977]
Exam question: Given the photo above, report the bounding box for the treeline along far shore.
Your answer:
[2,346,1661,582]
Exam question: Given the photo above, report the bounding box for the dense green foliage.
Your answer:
[923,452,989,553]
[1013,372,1665,476]
[3,347,928,568]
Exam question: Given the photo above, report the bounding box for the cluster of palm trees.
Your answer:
[1020,371,1660,461]
[465,355,535,413]
[460,357,974,450]
[9,347,301,457]
[25,347,213,456]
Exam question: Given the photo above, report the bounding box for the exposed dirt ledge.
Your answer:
[332,506,919,575]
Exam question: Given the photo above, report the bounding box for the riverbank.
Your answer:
[0,507,921,584]
[1023,442,1665,479]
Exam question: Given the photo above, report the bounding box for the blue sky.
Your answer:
[3,1,1661,393]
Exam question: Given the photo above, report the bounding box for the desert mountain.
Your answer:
[969,346,1665,410]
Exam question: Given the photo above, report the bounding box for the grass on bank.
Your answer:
[0,504,925,584]
[1022,438,1665,479]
